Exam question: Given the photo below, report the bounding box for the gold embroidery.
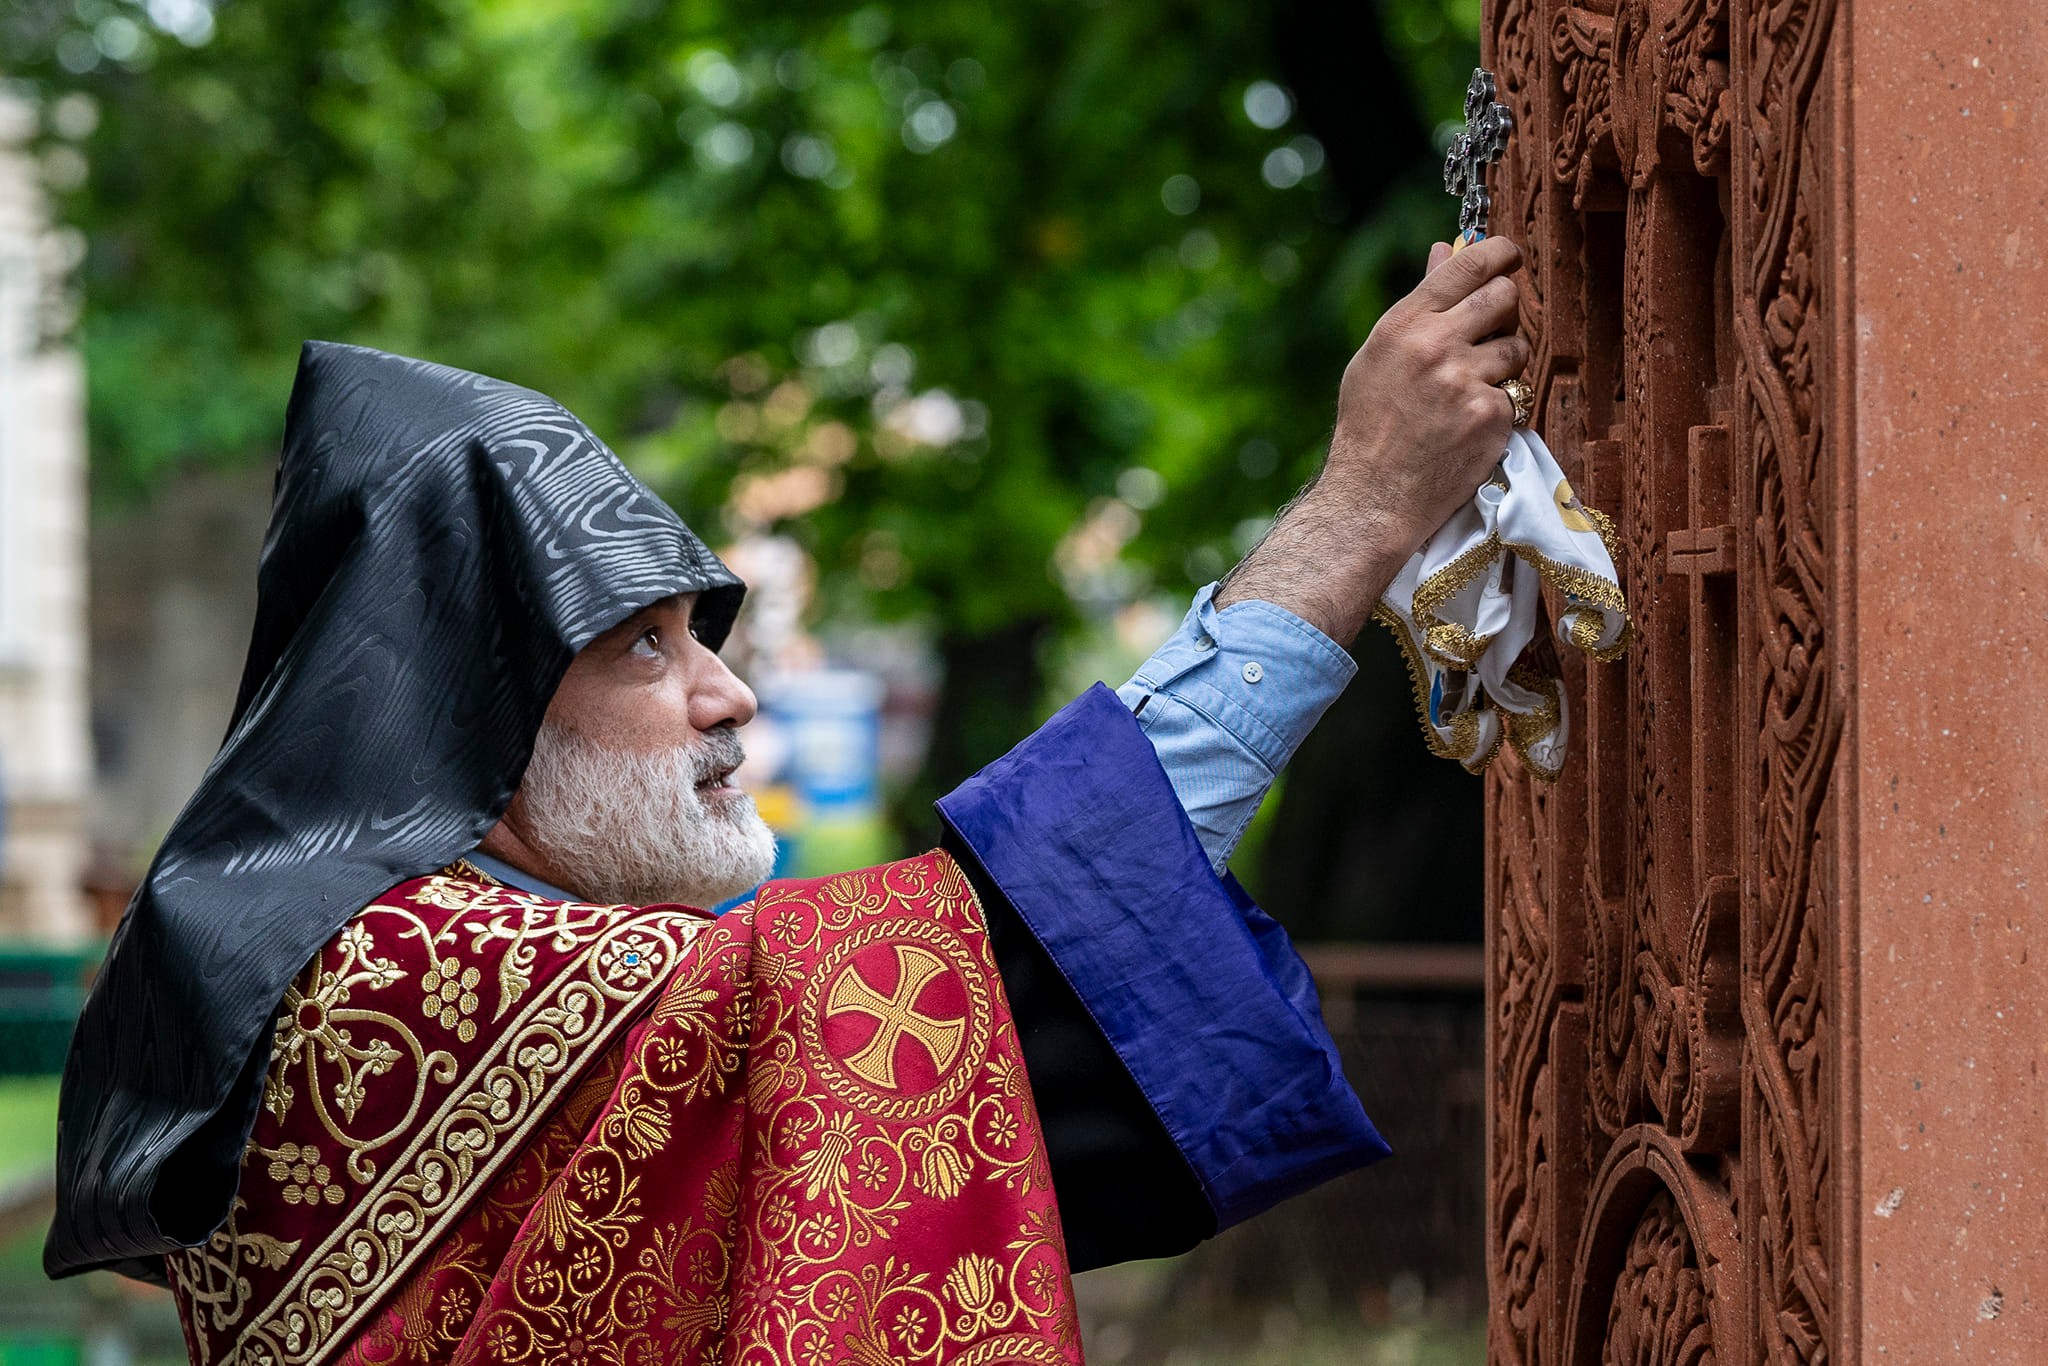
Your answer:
[803,918,994,1123]
[403,879,482,912]
[1372,603,1504,774]
[1410,532,1510,672]
[417,957,481,1044]
[450,895,661,1022]
[1502,666,1567,782]
[171,1200,302,1362]
[265,926,445,1167]
[259,1143,345,1207]
[454,852,1075,1364]
[170,872,706,1366]
[955,1335,1078,1365]
[1515,540,1627,612]
[944,1253,1005,1334]
[180,855,1078,1365]
[827,944,970,1090]
[911,1125,972,1200]
[1375,492,1631,778]
[1424,619,1499,669]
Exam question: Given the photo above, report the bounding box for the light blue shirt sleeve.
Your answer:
[1116,582,1357,871]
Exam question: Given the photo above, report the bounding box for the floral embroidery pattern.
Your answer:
[419,958,482,1044]
[456,852,1080,1364]
[167,869,702,1366]
[167,853,1081,1366]
[260,1143,344,1207]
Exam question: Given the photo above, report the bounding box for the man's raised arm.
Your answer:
[932,237,1531,1269]
[1215,235,1527,644]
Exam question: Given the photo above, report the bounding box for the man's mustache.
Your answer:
[689,726,746,783]
[546,723,748,788]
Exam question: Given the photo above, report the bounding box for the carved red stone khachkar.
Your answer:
[1481,0,1838,1357]
[1483,0,2048,1351]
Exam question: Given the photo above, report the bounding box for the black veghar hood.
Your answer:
[46,341,744,1280]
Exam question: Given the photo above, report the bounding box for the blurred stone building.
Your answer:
[88,465,267,879]
[0,93,90,942]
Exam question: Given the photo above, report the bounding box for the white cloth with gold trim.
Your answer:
[1373,425,1630,780]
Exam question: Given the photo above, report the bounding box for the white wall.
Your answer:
[0,92,91,941]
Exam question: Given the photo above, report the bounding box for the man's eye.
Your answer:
[629,629,661,658]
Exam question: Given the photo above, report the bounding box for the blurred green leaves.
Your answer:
[10,0,1478,683]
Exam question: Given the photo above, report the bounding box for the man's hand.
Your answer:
[1215,236,1529,646]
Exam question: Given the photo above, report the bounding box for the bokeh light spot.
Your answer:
[687,51,748,108]
[95,16,146,63]
[804,321,862,369]
[1116,468,1167,510]
[48,93,99,141]
[1261,146,1306,189]
[55,31,100,73]
[146,0,215,47]
[1243,80,1293,130]
[869,343,916,388]
[697,121,756,169]
[1160,174,1200,216]
[774,50,815,91]
[1259,245,1301,284]
[781,134,838,180]
[903,99,958,153]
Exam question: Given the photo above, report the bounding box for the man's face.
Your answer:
[543,592,758,756]
[492,593,778,907]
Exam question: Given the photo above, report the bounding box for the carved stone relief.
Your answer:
[1483,0,1839,1359]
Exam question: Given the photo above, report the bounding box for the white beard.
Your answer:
[516,719,778,909]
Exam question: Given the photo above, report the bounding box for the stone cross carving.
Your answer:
[1443,68,1512,245]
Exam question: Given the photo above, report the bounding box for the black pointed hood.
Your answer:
[47,342,744,1278]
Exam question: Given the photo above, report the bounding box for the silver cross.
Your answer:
[1443,68,1512,244]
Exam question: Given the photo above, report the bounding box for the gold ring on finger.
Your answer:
[1498,376,1535,428]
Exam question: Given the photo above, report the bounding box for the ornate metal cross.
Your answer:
[1444,68,1513,247]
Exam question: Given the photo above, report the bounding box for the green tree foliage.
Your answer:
[6,0,1481,831]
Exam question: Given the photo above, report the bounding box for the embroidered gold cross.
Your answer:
[826,945,967,1090]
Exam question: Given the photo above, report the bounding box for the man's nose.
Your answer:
[692,651,758,731]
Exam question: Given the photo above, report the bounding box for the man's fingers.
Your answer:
[1414,235,1523,312]
[1426,240,1453,277]
[1452,273,1522,340]
[1473,333,1533,385]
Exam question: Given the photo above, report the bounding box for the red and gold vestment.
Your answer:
[168,851,1080,1366]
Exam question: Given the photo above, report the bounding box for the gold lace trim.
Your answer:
[1371,603,1502,774]
[169,877,707,1366]
[1410,533,1504,668]
[1502,666,1566,782]
[1374,517,1630,780]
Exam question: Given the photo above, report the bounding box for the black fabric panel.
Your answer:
[943,832,1215,1271]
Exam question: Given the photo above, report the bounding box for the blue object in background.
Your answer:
[711,834,795,916]
[758,669,885,816]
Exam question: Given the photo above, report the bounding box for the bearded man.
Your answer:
[47,237,1527,1364]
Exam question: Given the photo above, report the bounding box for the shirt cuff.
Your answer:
[1117,584,1358,868]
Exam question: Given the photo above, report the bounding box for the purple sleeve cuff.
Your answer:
[936,683,1390,1230]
